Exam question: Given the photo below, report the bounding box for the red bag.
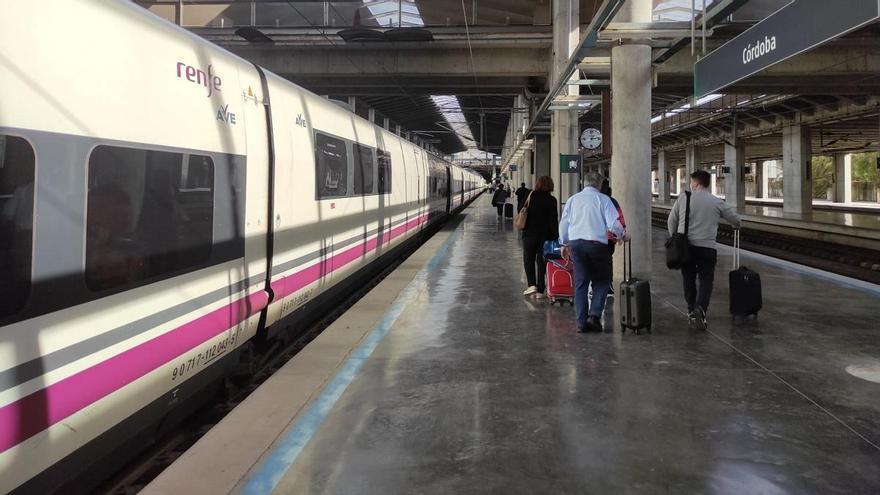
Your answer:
[546,259,574,306]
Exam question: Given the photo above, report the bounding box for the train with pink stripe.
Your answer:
[0,2,482,492]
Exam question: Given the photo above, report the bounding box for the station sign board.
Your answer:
[560,154,581,174]
[694,0,880,97]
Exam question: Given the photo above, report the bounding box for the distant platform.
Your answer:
[654,200,880,250]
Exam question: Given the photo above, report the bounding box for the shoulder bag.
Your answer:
[514,192,532,231]
[665,191,691,270]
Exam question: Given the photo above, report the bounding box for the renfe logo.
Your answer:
[177,62,222,97]
[742,35,777,65]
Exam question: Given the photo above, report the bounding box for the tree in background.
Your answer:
[812,156,834,199]
[851,152,880,202]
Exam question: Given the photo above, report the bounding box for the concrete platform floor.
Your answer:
[153,196,880,494]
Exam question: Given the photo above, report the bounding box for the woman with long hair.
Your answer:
[521,176,559,299]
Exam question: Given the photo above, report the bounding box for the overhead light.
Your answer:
[551,95,602,105]
[568,79,610,86]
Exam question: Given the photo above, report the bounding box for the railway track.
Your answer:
[651,211,880,285]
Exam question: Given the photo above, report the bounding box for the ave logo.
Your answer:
[217,104,236,125]
[296,113,307,128]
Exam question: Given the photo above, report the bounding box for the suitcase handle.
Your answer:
[623,238,632,282]
[733,229,740,270]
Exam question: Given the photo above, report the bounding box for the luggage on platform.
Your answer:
[729,230,762,319]
[504,202,514,218]
[619,240,652,334]
[546,258,574,306]
[543,240,563,260]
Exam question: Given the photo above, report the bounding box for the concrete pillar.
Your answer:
[610,43,652,281]
[368,108,376,123]
[550,0,579,209]
[834,153,853,203]
[724,138,746,208]
[523,149,534,188]
[782,124,812,215]
[395,124,402,136]
[657,151,670,203]
[383,117,390,130]
[756,161,766,199]
[761,160,776,199]
[535,135,551,178]
[685,145,701,183]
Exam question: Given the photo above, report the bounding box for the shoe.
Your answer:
[696,306,708,330]
[535,292,547,299]
[608,287,615,296]
[577,325,589,333]
[687,311,698,329]
[523,286,537,296]
[586,316,603,333]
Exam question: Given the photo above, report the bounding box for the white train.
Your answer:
[0,2,482,492]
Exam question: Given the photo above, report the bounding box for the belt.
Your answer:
[572,239,604,245]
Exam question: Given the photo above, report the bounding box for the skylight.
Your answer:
[430,95,477,146]
[363,0,424,27]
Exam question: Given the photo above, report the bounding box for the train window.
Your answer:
[0,135,35,319]
[353,144,374,195]
[315,133,348,199]
[85,145,215,291]
[377,150,392,194]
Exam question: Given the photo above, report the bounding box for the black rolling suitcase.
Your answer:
[619,240,652,334]
[504,202,514,218]
[729,230,762,320]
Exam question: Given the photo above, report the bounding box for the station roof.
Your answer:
[137,0,880,165]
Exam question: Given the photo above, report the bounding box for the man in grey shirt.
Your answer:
[667,170,742,329]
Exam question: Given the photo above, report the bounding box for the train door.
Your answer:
[445,166,452,213]
[458,169,465,206]
[241,68,273,325]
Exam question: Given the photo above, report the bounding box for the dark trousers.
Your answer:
[496,203,504,216]
[522,234,546,293]
[681,246,718,312]
[570,240,612,328]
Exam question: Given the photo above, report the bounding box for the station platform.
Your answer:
[146,196,880,494]
[653,200,880,251]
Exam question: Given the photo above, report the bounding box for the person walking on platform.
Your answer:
[559,172,627,333]
[667,170,742,330]
[521,176,558,299]
[515,182,531,213]
[491,184,510,218]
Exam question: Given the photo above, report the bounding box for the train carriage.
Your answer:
[0,1,482,493]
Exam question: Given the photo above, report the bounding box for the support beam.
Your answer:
[368,108,376,123]
[834,153,853,203]
[657,150,670,203]
[751,161,763,199]
[611,43,653,281]
[685,145,701,182]
[535,135,551,178]
[383,117,391,130]
[724,138,746,209]
[227,46,550,78]
[782,125,812,215]
[550,0,580,207]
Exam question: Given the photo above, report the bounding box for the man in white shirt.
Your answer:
[559,172,627,333]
